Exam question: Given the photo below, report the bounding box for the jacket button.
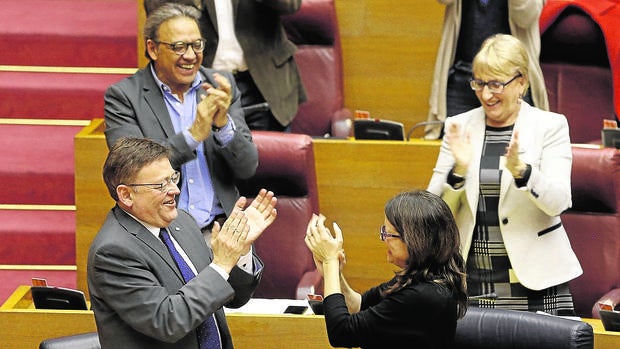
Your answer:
[502,218,509,225]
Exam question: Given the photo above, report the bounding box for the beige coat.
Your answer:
[425,0,549,139]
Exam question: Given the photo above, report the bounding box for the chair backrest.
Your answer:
[39,332,100,349]
[562,146,620,317]
[454,307,594,349]
[236,131,320,299]
[282,0,350,137]
[540,5,615,144]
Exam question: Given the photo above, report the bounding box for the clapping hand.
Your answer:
[203,73,233,127]
[211,210,250,272]
[504,129,527,178]
[191,73,233,141]
[218,189,277,256]
[305,214,345,273]
[445,122,473,175]
[241,189,277,244]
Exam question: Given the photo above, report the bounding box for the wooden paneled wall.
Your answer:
[336,1,444,132]
[136,0,445,133]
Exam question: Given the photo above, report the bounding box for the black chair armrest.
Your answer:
[39,332,100,349]
[454,307,593,349]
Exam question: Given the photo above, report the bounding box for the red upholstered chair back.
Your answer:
[540,6,615,144]
[282,0,352,138]
[236,131,322,299]
[562,146,620,317]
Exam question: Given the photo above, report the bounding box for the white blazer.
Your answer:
[427,102,582,290]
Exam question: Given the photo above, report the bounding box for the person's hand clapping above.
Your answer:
[210,210,249,273]
[237,189,277,245]
[305,214,345,271]
[504,129,527,178]
[190,73,233,141]
[445,122,473,176]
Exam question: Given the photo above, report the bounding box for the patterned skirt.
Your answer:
[466,224,576,316]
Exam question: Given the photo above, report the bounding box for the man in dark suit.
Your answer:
[145,0,307,131]
[104,3,257,235]
[88,137,277,349]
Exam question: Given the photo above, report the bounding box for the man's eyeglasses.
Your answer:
[155,38,206,55]
[123,171,181,193]
[469,72,522,94]
[380,225,402,241]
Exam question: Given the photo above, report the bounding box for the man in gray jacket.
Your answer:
[88,137,277,348]
[104,3,258,237]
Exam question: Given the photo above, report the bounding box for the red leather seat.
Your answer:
[540,2,619,144]
[283,0,352,138]
[236,131,322,299]
[562,146,620,317]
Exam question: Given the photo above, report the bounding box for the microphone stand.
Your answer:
[406,120,444,141]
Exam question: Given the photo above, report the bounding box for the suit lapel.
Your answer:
[169,225,212,273]
[142,64,177,138]
[113,206,184,282]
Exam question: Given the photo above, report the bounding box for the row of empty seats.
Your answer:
[0,0,138,302]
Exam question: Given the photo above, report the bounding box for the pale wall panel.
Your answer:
[335,0,445,131]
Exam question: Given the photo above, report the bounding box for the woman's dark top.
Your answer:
[322,278,458,349]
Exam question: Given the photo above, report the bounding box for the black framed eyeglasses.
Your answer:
[469,72,522,94]
[123,171,181,193]
[380,225,402,241]
[155,38,206,55]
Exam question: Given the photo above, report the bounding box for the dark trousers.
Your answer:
[447,61,482,118]
[234,71,288,131]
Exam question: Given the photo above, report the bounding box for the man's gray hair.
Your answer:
[142,2,202,60]
[143,2,201,41]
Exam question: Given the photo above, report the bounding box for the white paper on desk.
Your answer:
[224,298,313,315]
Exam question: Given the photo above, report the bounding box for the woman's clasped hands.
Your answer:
[304,214,346,274]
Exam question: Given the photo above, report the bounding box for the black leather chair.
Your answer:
[39,332,100,349]
[454,307,594,349]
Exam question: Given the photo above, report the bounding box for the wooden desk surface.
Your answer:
[0,286,332,349]
[3,286,620,349]
[583,318,620,349]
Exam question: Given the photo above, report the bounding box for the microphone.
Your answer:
[406,120,444,140]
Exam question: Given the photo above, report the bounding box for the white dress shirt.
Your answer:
[212,0,248,72]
